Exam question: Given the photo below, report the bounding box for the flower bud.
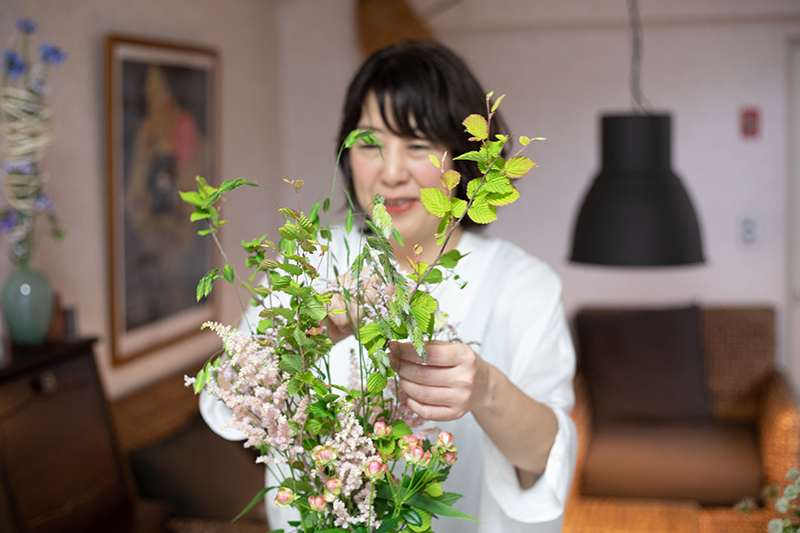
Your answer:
[402,445,431,466]
[311,444,337,467]
[274,487,295,508]
[324,477,342,501]
[398,434,421,452]
[435,431,455,451]
[442,450,458,465]
[372,420,393,438]
[308,494,326,512]
[364,458,388,480]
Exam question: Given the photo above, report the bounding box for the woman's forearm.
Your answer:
[471,362,559,485]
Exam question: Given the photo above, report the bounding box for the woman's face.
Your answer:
[349,92,453,252]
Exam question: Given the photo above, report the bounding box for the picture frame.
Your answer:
[105,35,219,365]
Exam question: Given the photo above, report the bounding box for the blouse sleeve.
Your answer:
[482,254,577,524]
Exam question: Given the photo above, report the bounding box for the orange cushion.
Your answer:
[582,421,762,506]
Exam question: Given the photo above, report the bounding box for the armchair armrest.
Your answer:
[570,374,593,499]
[758,371,800,487]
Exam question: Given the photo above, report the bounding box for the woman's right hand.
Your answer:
[324,274,389,344]
[325,292,356,344]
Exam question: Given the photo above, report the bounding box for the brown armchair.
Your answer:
[563,306,800,533]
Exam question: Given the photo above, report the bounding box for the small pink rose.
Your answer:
[435,431,455,451]
[308,494,326,512]
[364,458,388,480]
[274,487,295,508]
[442,450,458,465]
[311,444,337,467]
[372,420,393,438]
[398,434,421,452]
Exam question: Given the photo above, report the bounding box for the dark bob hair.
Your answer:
[336,40,508,228]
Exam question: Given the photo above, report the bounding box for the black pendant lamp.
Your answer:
[569,0,704,266]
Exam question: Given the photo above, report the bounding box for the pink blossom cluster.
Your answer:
[319,400,381,527]
[203,322,304,461]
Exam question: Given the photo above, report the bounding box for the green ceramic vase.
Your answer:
[1,267,53,346]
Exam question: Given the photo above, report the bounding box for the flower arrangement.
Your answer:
[1,16,66,268]
[182,93,540,532]
[736,469,800,533]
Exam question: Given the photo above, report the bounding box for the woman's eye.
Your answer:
[409,143,433,151]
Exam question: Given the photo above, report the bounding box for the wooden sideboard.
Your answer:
[0,339,169,533]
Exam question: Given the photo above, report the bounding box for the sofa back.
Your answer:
[701,307,775,421]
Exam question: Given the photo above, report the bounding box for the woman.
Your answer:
[201,41,576,532]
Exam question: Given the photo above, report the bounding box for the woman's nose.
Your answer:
[380,142,410,186]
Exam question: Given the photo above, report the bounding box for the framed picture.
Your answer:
[106,35,219,365]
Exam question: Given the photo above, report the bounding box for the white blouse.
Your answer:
[200,227,577,533]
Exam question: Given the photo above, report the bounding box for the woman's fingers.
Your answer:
[390,340,489,422]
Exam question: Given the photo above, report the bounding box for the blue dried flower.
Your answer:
[0,210,18,233]
[4,161,36,175]
[16,17,37,35]
[34,194,54,212]
[39,44,66,66]
[3,50,27,80]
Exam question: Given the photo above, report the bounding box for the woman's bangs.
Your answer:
[372,83,435,141]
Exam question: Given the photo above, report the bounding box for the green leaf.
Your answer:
[438,249,466,269]
[345,209,354,233]
[179,190,204,207]
[222,264,235,283]
[486,186,520,207]
[367,372,388,394]
[453,150,485,164]
[196,269,221,301]
[411,291,438,333]
[390,419,412,438]
[189,210,211,222]
[400,508,422,527]
[407,508,432,532]
[490,93,505,113]
[420,188,450,218]
[279,353,304,374]
[451,197,468,219]
[467,199,497,224]
[310,401,335,420]
[440,169,461,191]
[462,114,489,141]
[438,492,464,506]
[232,487,269,523]
[276,263,304,276]
[505,155,536,179]
[425,482,443,498]
[406,492,478,522]
[376,516,399,533]
[466,178,483,200]
[428,154,440,169]
[392,227,404,246]
[359,322,384,345]
[301,294,327,322]
[297,213,315,234]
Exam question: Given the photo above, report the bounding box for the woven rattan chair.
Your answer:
[563,306,800,533]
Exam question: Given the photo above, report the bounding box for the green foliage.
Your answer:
[179,92,537,532]
[737,468,800,532]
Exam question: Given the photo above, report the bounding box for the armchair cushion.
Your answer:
[582,420,762,506]
[576,305,713,424]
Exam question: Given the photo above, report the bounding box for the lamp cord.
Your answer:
[628,0,650,113]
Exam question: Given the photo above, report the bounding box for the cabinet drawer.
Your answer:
[0,353,130,533]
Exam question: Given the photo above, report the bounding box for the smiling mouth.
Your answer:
[383,198,417,214]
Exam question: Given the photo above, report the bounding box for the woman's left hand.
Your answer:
[389,340,491,422]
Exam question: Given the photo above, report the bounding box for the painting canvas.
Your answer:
[106,36,218,365]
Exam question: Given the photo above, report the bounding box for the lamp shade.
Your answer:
[569,114,704,266]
